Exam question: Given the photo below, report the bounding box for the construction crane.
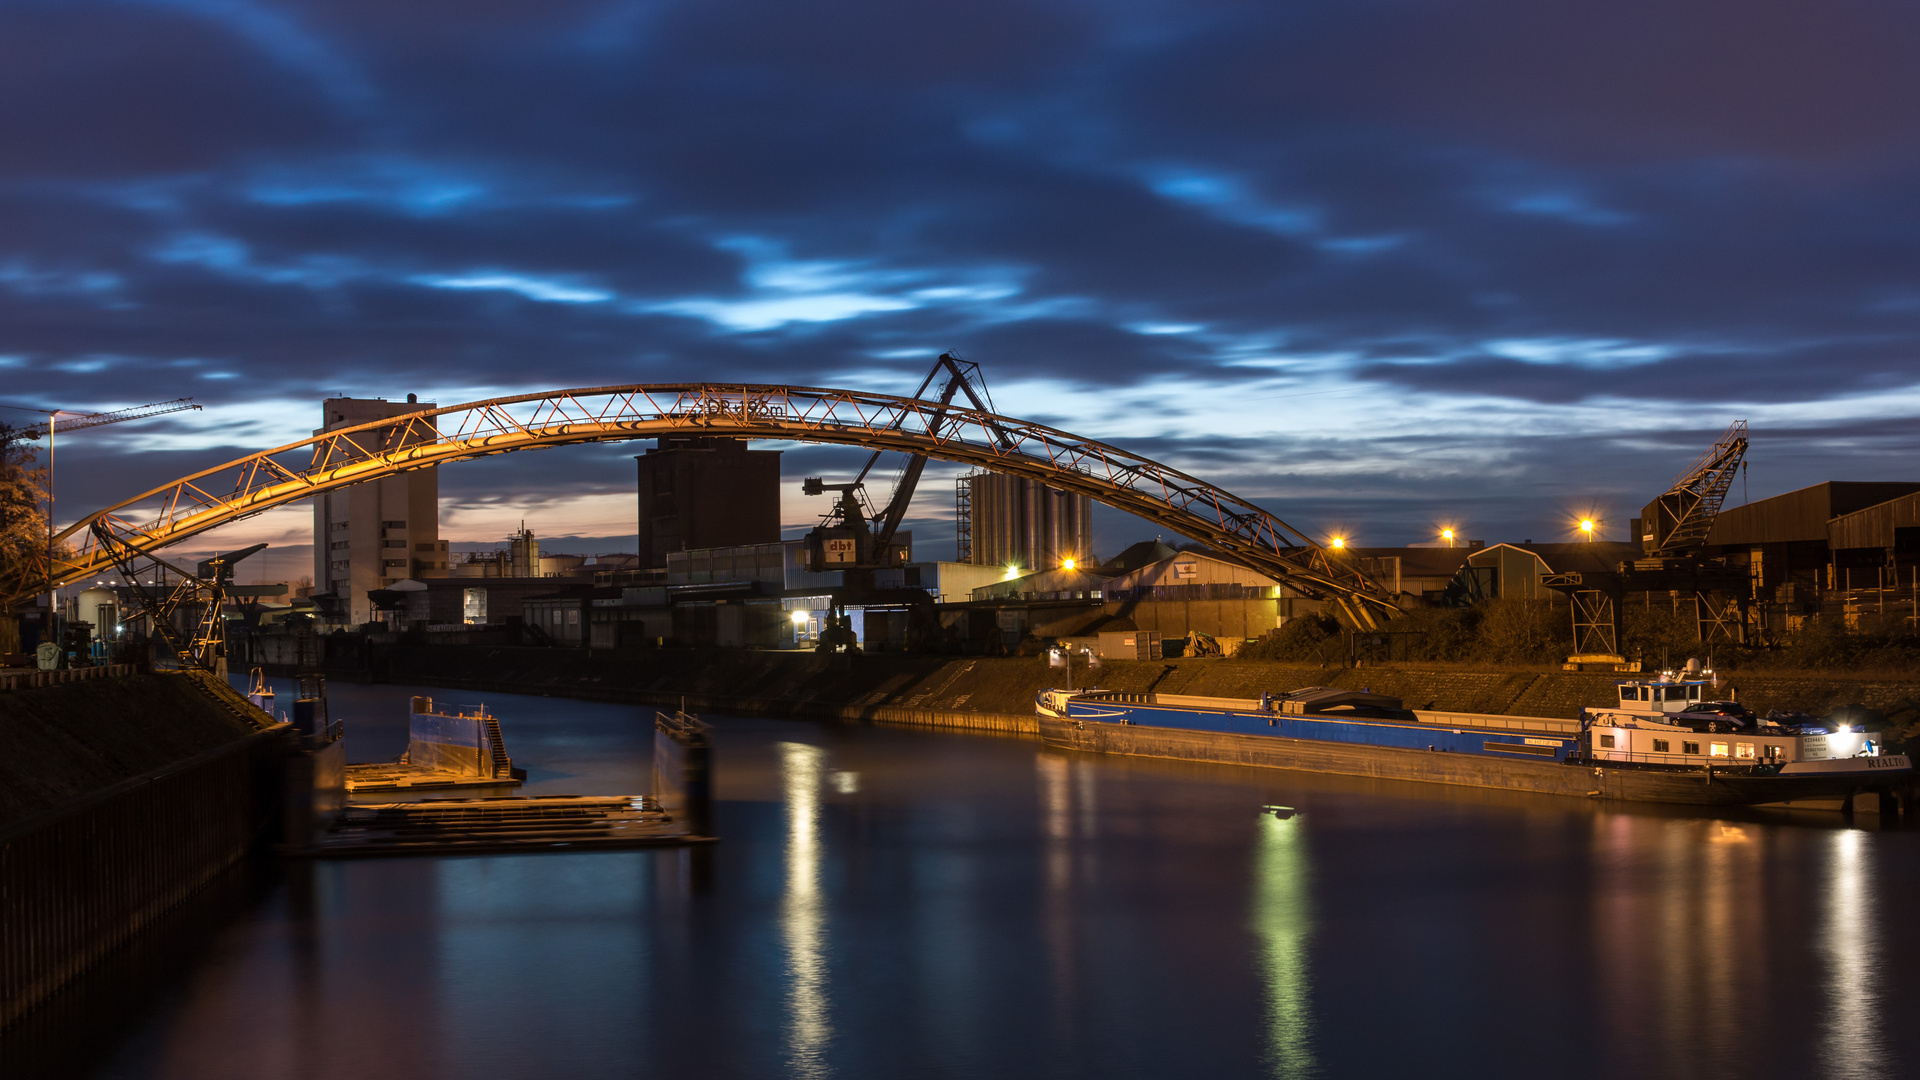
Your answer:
[1640,420,1748,557]
[0,397,203,608]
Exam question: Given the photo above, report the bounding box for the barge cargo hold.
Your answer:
[1035,683,1913,809]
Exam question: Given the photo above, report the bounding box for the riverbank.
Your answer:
[317,643,1920,747]
[0,672,286,1027]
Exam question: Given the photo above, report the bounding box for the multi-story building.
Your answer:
[312,395,449,623]
[635,436,782,568]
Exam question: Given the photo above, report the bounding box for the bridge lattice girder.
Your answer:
[42,384,1396,627]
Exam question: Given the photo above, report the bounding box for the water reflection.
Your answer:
[1037,755,1077,1041]
[1822,830,1884,1080]
[781,741,832,1078]
[1251,812,1314,1076]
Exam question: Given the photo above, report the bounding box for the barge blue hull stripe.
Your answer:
[1061,701,1576,761]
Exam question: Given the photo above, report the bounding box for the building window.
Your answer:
[568,608,579,625]
[383,540,406,548]
[383,559,406,569]
[382,520,406,528]
[1710,742,1729,757]
[463,588,487,624]
[1599,734,1616,748]
[330,540,349,550]
[1683,742,1700,755]
[332,521,350,531]
[1736,743,1756,760]
[1652,739,1669,753]
[416,542,435,552]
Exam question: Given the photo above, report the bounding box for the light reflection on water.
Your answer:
[1822,830,1884,1080]
[780,741,833,1079]
[6,683,1915,1080]
[1251,812,1313,1077]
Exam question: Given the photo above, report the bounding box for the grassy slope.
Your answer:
[0,674,258,826]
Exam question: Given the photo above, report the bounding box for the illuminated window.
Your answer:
[1735,743,1755,759]
[1683,742,1700,755]
[1653,739,1669,753]
[1710,742,1729,757]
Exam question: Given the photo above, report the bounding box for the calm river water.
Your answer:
[7,679,1917,1079]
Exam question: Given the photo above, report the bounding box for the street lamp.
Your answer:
[1441,527,1455,548]
[1329,537,1346,550]
[1062,557,1076,571]
[1579,518,1595,541]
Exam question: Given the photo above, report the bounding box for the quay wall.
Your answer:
[322,643,1920,742]
[0,673,285,1028]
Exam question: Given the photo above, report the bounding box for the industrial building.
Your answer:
[313,395,449,624]
[1462,543,1645,601]
[635,436,782,568]
[956,472,1092,573]
[1701,481,1920,590]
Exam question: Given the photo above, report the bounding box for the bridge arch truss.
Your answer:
[46,384,1395,626]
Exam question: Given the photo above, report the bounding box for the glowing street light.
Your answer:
[1579,518,1595,541]
[1004,564,1022,581]
[1329,537,1346,550]
[1062,557,1076,571]
[1441,527,1455,548]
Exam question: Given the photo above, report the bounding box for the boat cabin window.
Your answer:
[1599,734,1616,748]
[1736,743,1756,760]
[1764,745,1783,762]
[1652,739,1670,753]
[1683,741,1700,755]
[1710,742,1729,757]
[1619,686,1636,702]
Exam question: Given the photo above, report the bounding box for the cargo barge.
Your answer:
[1035,676,1912,808]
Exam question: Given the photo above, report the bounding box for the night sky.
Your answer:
[7,1,1920,581]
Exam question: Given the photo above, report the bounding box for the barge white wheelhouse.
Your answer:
[1583,677,1905,779]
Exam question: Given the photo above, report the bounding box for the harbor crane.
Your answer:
[801,353,1005,576]
[800,354,1008,650]
[1640,420,1748,557]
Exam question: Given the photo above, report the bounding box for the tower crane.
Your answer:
[0,397,203,608]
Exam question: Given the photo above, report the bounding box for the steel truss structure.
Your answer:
[36,384,1398,627]
[1644,420,1748,556]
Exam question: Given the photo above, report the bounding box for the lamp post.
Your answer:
[1579,518,1595,542]
[1441,527,1455,548]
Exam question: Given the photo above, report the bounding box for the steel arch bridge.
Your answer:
[41,383,1397,627]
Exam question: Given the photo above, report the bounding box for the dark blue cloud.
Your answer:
[9,0,1920,563]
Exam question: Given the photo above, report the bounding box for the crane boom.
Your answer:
[1641,420,1748,556]
[49,398,200,434]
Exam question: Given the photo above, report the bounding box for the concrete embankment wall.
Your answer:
[0,673,284,1028]
[334,644,1920,739]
